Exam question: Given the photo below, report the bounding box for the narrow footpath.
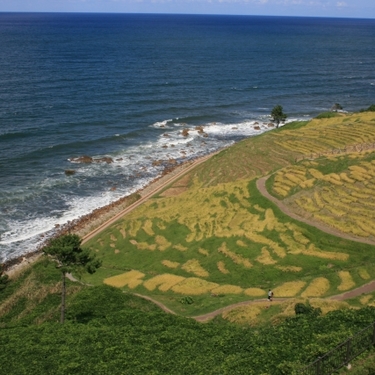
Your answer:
[256,175,375,246]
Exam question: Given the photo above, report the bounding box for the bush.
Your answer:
[180,296,194,305]
[359,104,375,112]
[294,301,322,317]
[315,112,340,119]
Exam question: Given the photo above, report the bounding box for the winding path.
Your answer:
[132,176,375,322]
[256,175,375,246]
[70,173,375,323]
[131,278,375,322]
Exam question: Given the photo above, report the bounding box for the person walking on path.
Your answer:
[268,289,273,302]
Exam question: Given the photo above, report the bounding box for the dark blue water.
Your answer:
[0,13,374,261]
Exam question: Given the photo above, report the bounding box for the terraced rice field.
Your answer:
[83,111,375,315]
[270,151,375,240]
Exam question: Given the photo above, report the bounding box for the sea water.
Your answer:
[0,13,374,262]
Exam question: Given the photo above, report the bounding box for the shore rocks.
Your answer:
[69,155,93,163]
[69,156,113,164]
[95,157,113,164]
[152,160,163,166]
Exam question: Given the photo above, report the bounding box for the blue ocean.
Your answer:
[0,13,374,262]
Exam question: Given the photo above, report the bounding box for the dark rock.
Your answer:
[94,157,113,164]
[69,155,93,163]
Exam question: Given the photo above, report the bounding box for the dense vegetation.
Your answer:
[1,277,375,375]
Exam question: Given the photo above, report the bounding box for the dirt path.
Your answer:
[132,277,375,322]
[256,175,375,246]
[131,176,375,322]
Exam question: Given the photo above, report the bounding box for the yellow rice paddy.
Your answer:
[360,295,372,305]
[256,247,277,265]
[211,285,243,295]
[143,274,185,292]
[181,259,209,277]
[358,268,371,280]
[155,235,171,251]
[275,266,302,273]
[143,220,154,236]
[337,271,356,291]
[171,277,219,295]
[243,288,266,297]
[104,270,145,288]
[217,261,230,274]
[218,242,253,268]
[222,305,264,325]
[302,244,349,261]
[273,281,306,297]
[198,248,209,256]
[162,260,180,269]
[173,244,188,252]
[309,299,349,314]
[301,277,330,297]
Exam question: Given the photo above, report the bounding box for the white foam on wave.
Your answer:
[0,174,151,251]
[151,119,173,128]
[0,115,309,261]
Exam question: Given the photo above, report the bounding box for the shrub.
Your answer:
[180,296,194,304]
[294,301,322,317]
[315,112,340,119]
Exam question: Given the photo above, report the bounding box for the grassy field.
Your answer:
[81,111,375,318]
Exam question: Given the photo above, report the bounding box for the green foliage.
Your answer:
[271,105,287,127]
[43,234,101,323]
[338,349,375,374]
[294,301,322,317]
[282,120,309,130]
[1,295,375,374]
[180,296,194,305]
[311,153,373,175]
[43,234,101,275]
[315,111,341,119]
[359,104,375,112]
[66,285,160,324]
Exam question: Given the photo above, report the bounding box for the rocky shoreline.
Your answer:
[1,155,205,275]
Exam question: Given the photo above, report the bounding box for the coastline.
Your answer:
[2,150,219,276]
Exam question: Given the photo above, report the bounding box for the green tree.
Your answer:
[43,234,101,323]
[271,105,287,128]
